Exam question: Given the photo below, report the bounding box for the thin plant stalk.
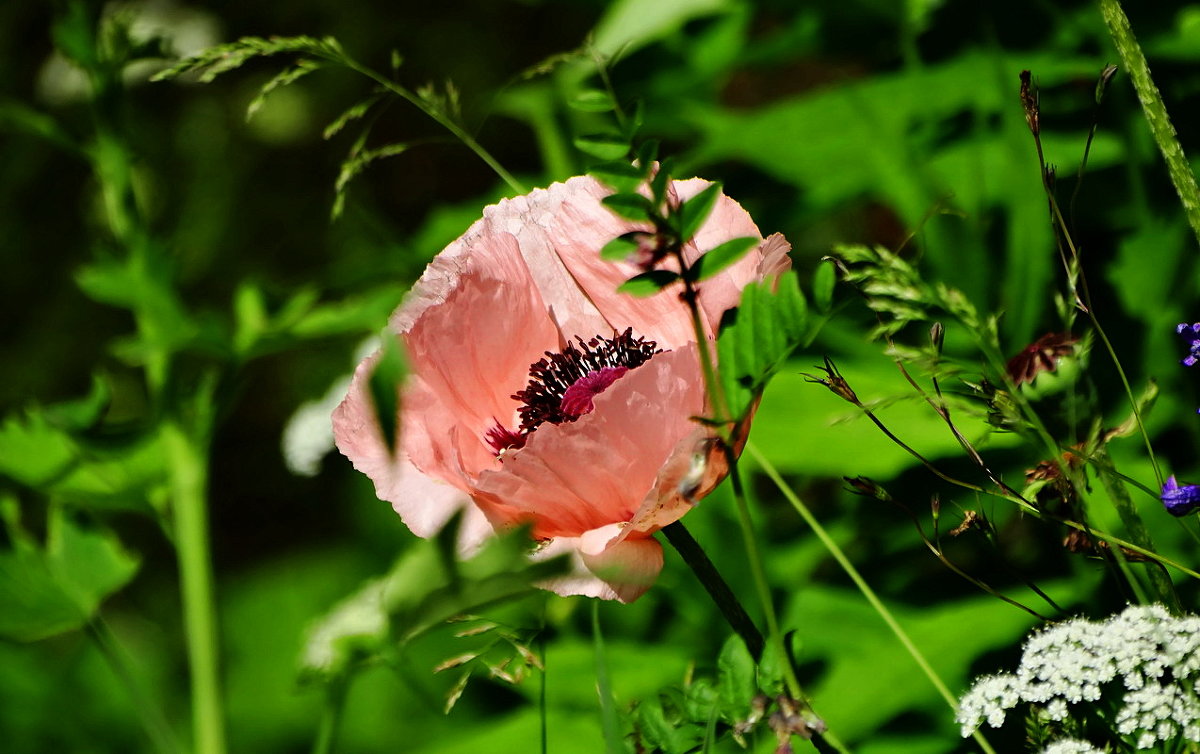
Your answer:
[592,603,625,754]
[90,65,229,754]
[676,270,799,697]
[336,56,527,195]
[310,677,348,754]
[87,619,184,754]
[1099,0,1200,248]
[661,521,764,659]
[747,442,1000,754]
[672,253,845,752]
[164,419,226,754]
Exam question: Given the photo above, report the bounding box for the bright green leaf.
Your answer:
[590,160,644,193]
[716,634,756,716]
[676,182,722,241]
[716,271,808,420]
[569,89,615,113]
[814,258,836,313]
[600,233,642,262]
[574,132,630,161]
[691,236,757,281]
[618,270,679,297]
[601,192,653,222]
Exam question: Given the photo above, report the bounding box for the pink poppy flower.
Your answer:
[333,175,790,602]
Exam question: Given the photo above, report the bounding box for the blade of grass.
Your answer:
[747,442,998,754]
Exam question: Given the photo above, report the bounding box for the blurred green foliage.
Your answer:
[4,0,1200,752]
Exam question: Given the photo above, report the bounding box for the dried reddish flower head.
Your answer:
[333,175,790,602]
[1005,332,1078,386]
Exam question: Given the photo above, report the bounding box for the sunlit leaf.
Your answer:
[690,236,757,282]
[570,89,616,113]
[575,132,631,161]
[716,270,809,420]
[716,634,756,715]
[813,258,836,313]
[676,182,722,241]
[600,233,643,262]
[618,270,679,297]
[601,192,653,222]
[590,160,644,193]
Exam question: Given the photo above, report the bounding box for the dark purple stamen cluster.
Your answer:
[484,328,659,457]
[1177,322,1200,367]
[513,327,659,433]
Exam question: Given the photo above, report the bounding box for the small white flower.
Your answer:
[959,604,1200,752]
[1040,739,1104,754]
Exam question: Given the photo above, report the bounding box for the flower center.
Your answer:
[485,327,659,456]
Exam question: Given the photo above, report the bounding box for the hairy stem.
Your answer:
[661,521,763,658]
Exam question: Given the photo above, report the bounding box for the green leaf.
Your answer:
[590,160,644,193]
[49,434,166,514]
[569,89,616,113]
[675,182,722,241]
[0,410,77,488]
[575,132,631,161]
[649,157,673,206]
[0,101,80,154]
[635,140,659,171]
[813,258,836,313]
[0,504,140,642]
[601,192,654,222]
[716,271,809,420]
[636,695,691,754]
[591,0,732,59]
[618,270,679,297]
[289,286,404,339]
[716,634,756,716]
[600,233,643,262]
[757,636,791,697]
[690,236,757,281]
[233,282,269,356]
[367,336,405,457]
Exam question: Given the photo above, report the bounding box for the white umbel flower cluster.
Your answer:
[1040,739,1104,754]
[958,604,1200,751]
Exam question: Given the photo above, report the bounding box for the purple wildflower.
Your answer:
[1176,322,1200,367]
[1161,475,1200,517]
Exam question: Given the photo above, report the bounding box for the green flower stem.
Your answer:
[661,521,764,658]
[1093,448,1175,607]
[310,677,347,754]
[747,442,999,754]
[87,618,184,754]
[674,270,846,751]
[1100,0,1200,248]
[164,420,226,754]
